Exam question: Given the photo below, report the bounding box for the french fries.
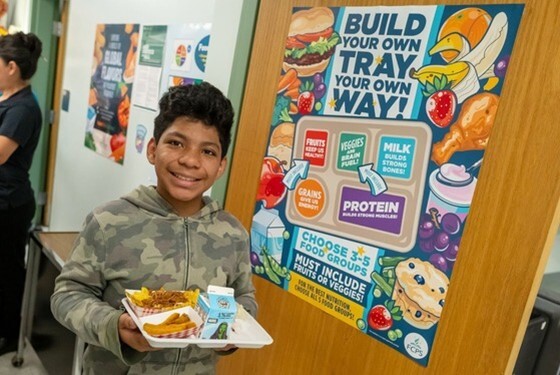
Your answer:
[126,287,199,310]
[143,313,197,336]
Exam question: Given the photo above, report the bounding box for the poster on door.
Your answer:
[249,5,523,365]
[85,23,139,164]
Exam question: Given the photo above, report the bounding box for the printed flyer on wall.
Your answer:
[160,23,211,90]
[85,23,139,164]
[249,5,523,365]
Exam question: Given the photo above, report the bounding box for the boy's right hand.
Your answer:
[118,313,160,352]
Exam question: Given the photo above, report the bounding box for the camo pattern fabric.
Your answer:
[50,185,257,375]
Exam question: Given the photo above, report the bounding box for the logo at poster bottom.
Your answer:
[404,333,429,359]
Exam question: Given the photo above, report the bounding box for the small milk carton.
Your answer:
[197,285,237,339]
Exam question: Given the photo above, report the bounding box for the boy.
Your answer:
[51,83,257,374]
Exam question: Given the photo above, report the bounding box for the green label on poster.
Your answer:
[139,25,167,67]
[337,133,366,171]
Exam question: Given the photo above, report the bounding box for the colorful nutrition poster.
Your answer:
[249,5,523,365]
[159,23,211,90]
[85,23,139,164]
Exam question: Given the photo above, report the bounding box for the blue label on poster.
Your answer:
[195,35,210,72]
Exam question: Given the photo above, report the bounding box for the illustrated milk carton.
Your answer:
[251,208,285,263]
[197,285,237,339]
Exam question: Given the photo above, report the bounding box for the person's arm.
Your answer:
[50,212,151,365]
[231,232,258,317]
[0,104,38,164]
[0,135,18,165]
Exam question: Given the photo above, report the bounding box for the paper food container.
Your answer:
[125,288,198,317]
[122,298,273,349]
[196,285,237,339]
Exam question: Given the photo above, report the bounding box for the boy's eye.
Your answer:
[167,140,182,147]
[203,149,217,156]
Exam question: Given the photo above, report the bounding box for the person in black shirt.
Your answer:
[0,32,42,356]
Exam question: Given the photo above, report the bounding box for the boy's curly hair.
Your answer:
[154,82,234,158]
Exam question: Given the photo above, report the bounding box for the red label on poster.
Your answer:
[303,130,328,166]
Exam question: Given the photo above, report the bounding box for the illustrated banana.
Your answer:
[429,32,471,62]
[460,12,508,77]
[451,62,480,103]
[409,61,470,88]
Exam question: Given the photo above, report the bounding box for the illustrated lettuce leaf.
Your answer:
[284,32,340,59]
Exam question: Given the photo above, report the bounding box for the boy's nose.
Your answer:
[178,150,201,167]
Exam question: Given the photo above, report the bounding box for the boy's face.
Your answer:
[147,117,226,217]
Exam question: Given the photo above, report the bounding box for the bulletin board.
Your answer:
[47,0,254,230]
[223,0,560,374]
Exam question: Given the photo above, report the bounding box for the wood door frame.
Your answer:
[43,0,68,226]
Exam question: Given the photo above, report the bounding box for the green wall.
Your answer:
[29,0,59,224]
[210,0,260,205]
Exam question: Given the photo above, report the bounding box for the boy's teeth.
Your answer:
[174,173,195,181]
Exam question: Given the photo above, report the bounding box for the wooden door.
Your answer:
[221,0,560,374]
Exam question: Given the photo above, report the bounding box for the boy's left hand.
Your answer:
[118,313,160,352]
[214,344,238,355]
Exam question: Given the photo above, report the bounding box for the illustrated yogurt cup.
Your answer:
[426,163,477,221]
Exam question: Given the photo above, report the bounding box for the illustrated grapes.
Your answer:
[429,253,448,272]
[312,73,323,86]
[441,213,461,236]
[444,240,459,261]
[418,214,435,239]
[419,238,435,253]
[314,83,327,99]
[418,208,465,271]
[250,251,263,267]
[434,231,450,252]
[494,55,510,78]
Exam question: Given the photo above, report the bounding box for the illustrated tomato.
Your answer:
[110,133,126,152]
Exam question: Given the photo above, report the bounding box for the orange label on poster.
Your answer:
[294,179,325,218]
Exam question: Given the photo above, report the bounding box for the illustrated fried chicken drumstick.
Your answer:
[432,92,499,165]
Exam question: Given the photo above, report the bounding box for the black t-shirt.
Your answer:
[0,86,42,208]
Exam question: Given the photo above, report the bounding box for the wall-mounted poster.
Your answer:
[160,24,211,90]
[132,24,167,111]
[250,5,524,365]
[0,0,8,35]
[85,23,139,164]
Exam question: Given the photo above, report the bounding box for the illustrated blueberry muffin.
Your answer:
[391,257,449,329]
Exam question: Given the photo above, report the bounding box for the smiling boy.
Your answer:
[51,83,257,374]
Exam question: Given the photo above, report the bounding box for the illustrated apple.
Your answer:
[257,156,287,208]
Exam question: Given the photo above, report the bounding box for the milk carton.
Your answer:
[197,285,237,339]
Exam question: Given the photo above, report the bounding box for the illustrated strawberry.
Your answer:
[367,300,402,331]
[297,81,315,115]
[423,74,457,128]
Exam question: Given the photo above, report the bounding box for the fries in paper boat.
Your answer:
[125,287,199,317]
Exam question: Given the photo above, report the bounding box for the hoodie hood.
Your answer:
[122,185,221,221]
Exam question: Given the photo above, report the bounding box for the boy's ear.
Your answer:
[146,137,156,165]
[217,157,227,179]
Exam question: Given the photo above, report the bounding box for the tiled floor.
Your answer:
[0,256,75,375]
[0,340,48,375]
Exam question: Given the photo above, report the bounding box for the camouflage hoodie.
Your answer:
[51,185,257,375]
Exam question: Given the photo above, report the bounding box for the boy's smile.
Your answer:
[147,117,226,217]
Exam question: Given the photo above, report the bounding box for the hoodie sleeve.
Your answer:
[231,230,258,318]
[50,212,145,365]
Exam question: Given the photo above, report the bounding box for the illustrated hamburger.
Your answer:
[283,7,340,77]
